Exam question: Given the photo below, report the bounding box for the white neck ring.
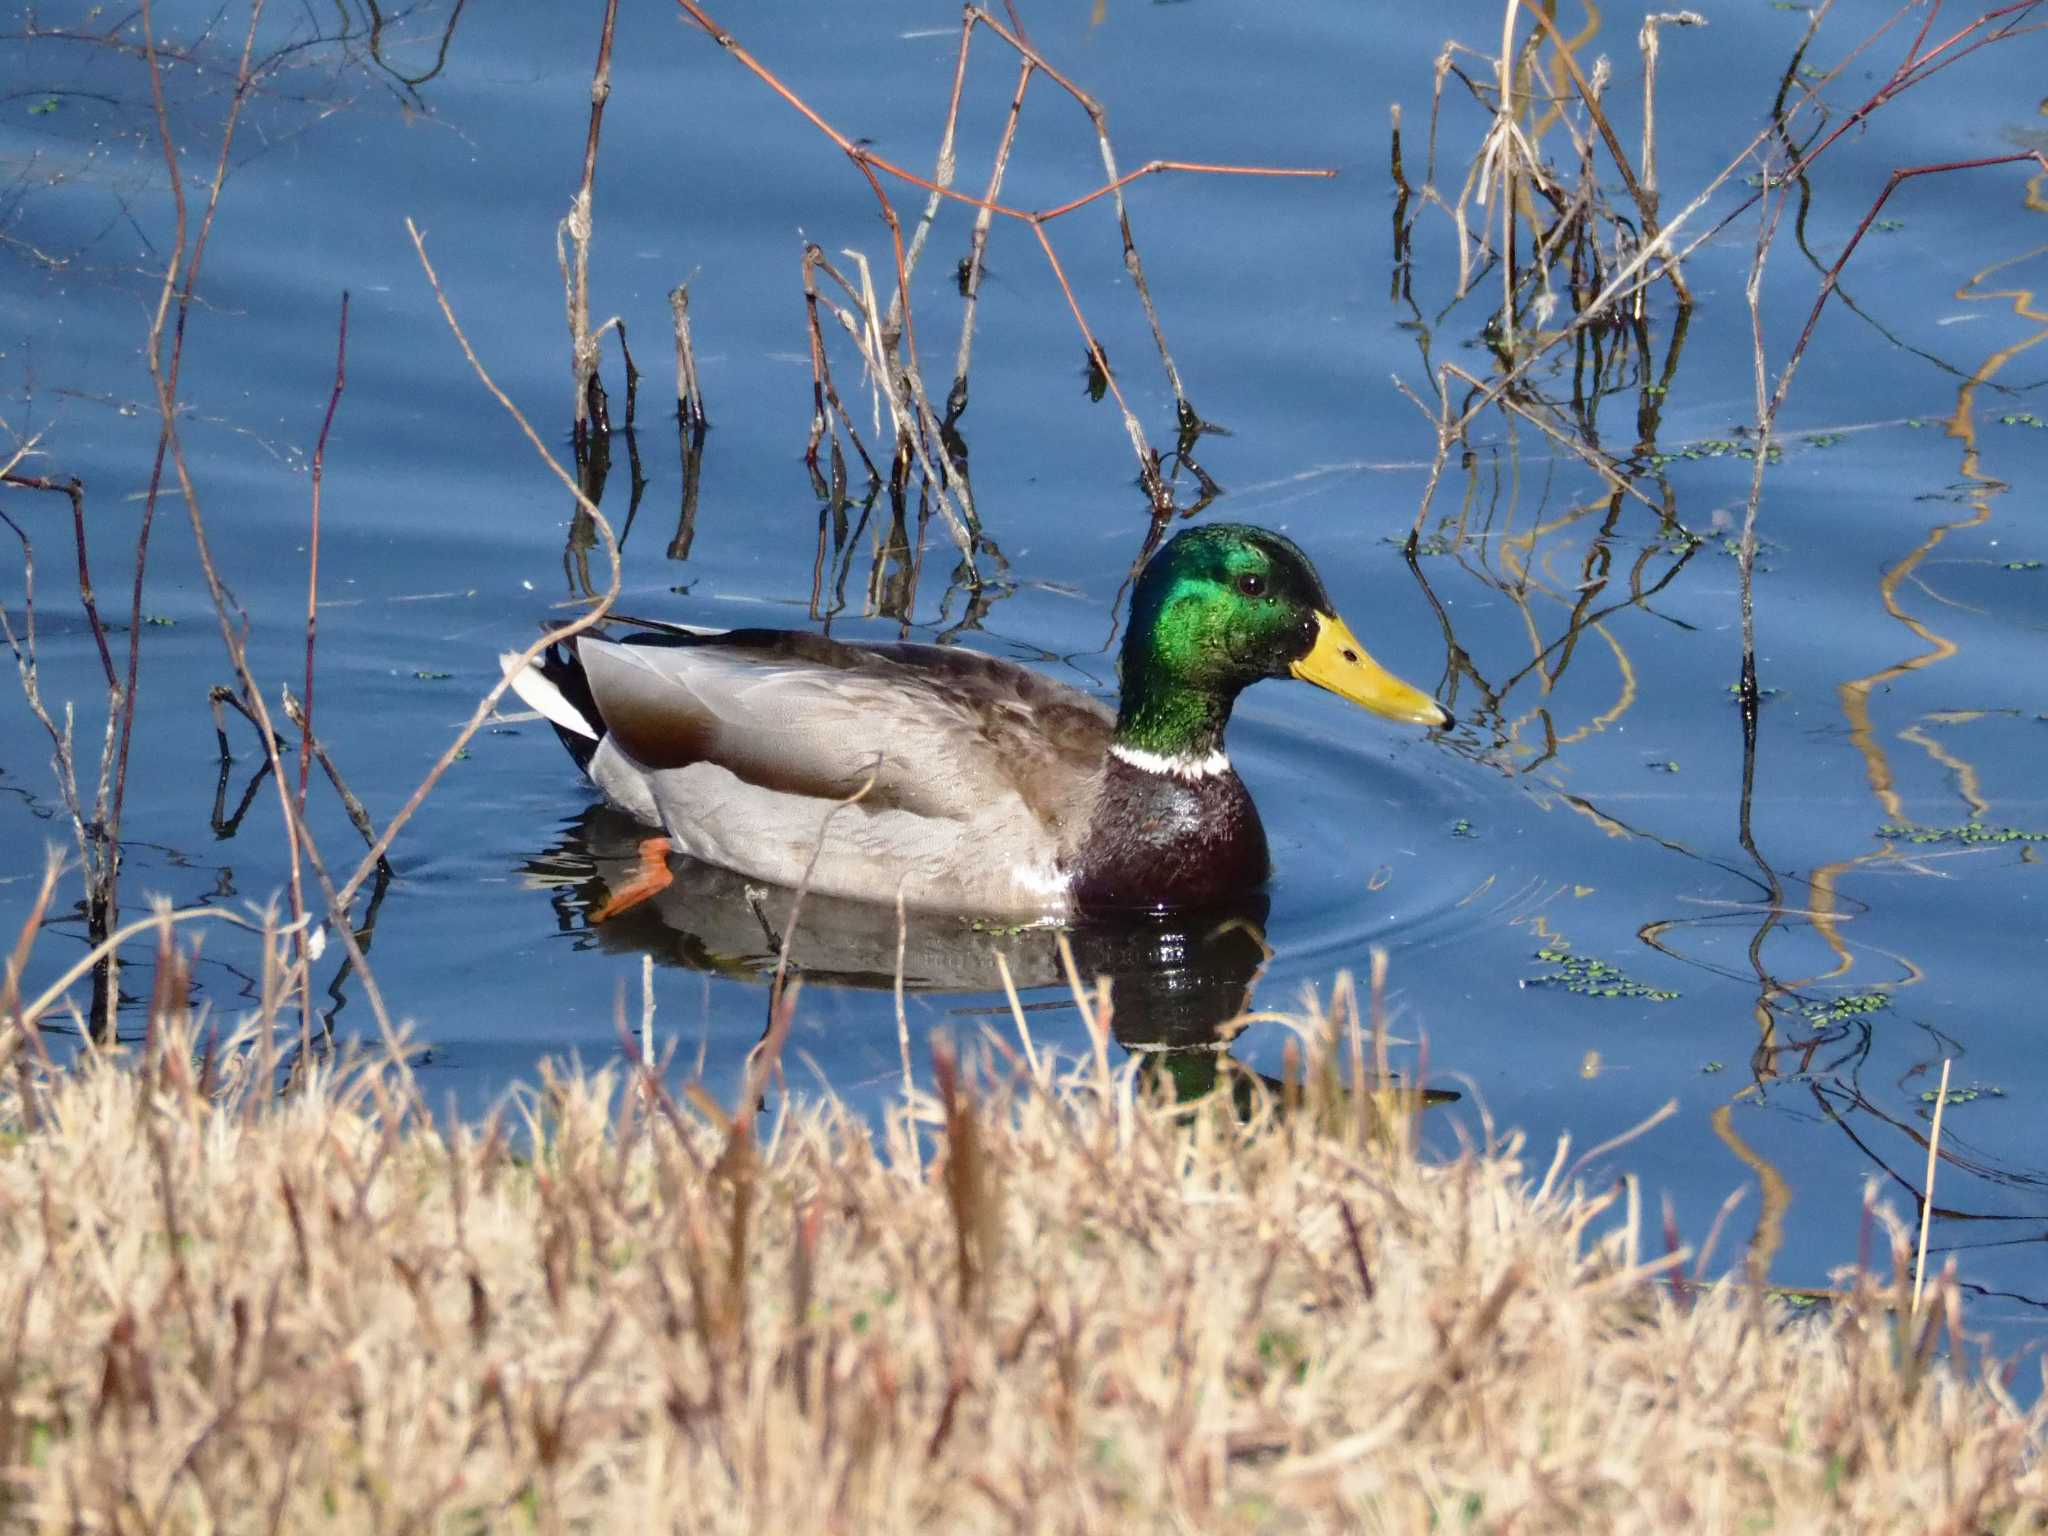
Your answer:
[1109,744,1232,781]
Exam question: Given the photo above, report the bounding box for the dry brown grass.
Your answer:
[0,977,2040,1536]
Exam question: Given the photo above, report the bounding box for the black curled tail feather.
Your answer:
[538,638,604,772]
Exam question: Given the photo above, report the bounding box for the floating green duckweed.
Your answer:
[1528,945,1679,1002]
[1715,533,1779,567]
[1878,822,2048,846]
[1998,412,2043,428]
[1921,1085,2006,1106]
[1646,438,1784,469]
[1803,993,1889,1024]
[2003,560,2041,571]
[1450,818,1477,839]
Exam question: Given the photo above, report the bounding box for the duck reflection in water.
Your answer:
[526,807,1456,1115]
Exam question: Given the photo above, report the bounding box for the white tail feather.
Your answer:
[499,650,600,740]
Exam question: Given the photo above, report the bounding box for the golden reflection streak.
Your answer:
[1896,721,1990,822]
[1780,230,2046,1017]
[1552,792,1630,840]
[1528,0,1600,150]
[1836,517,1983,824]
[1902,570,1989,619]
[1795,855,1873,982]
[1711,1103,1789,1280]
[1837,244,2048,826]
[1549,621,1637,747]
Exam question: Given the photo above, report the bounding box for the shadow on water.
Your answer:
[522,805,1459,1115]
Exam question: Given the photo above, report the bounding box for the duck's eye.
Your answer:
[1236,573,1266,598]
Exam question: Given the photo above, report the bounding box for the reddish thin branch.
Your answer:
[0,473,114,692]
[111,0,270,1034]
[1772,151,2048,423]
[669,0,1332,511]
[1783,4,2045,185]
[1028,159,1334,223]
[300,291,348,818]
[1027,221,1155,479]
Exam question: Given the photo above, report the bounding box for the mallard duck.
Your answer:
[502,523,1449,918]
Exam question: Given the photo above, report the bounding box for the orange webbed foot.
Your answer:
[592,836,674,922]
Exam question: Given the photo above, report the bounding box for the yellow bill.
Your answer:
[1290,611,1450,728]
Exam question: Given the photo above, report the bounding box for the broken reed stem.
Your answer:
[946,54,1030,424]
[280,686,387,863]
[839,249,979,563]
[1912,1058,1952,1317]
[670,418,706,562]
[1639,12,1706,225]
[1514,1,1693,305]
[668,283,707,431]
[1438,362,1665,518]
[209,685,282,768]
[1738,182,1778,733]
[802,247,885,485]
[1776,3,2044,192]
[300,290,349,819]
[564,0,622,437]
[603,316,640,433]
[883,10,975,347]
[0,472,115,694]
[669,0,1332,513]
[285,804,408,1085]
[0,485,124,989]
[0,513,95,890]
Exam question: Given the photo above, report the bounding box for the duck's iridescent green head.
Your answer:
[1116,524,1448,759]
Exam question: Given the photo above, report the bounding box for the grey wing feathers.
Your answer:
[578,638,1106,817]
[573,635,1113,913]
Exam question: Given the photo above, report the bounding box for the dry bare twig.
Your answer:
[670,0,1333,515]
